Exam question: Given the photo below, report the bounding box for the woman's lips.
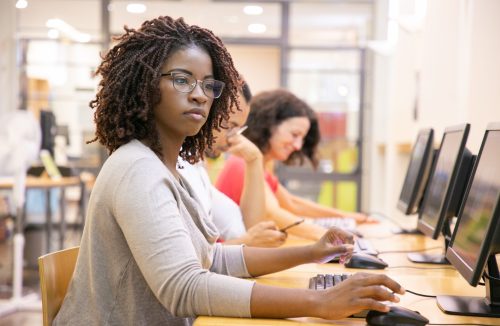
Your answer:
[184,108,206,121]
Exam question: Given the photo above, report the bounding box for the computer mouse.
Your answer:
[344,253,388,269]
[366,306,429,326]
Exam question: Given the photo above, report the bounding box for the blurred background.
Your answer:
[0,0,499,324]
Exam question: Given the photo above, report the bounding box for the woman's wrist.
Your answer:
[305,288,324,318]
[244,150,263,164]
[307,243,324,263]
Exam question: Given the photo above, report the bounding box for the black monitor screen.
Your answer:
[40,110,57,156]
[448,130,500,285]
[418,125,469,239]
[398,129,434,215]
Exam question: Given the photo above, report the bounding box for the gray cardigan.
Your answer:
[54,140,254,325]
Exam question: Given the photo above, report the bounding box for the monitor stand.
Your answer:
[407,252,449,264]
[407,220,451,264]
[393,228,423,235]
[389,212,423,235]
[437,256,500,317]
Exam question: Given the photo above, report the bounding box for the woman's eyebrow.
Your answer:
[164,68,214,79]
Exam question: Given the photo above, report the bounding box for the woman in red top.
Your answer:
[216,89,375,240]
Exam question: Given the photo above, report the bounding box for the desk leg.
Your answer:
[45,189,52,253]
[59,188,66,250]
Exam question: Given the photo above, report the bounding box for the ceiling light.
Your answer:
[73,33,91,43]
[127,3,146,14]
[337,85,349,97]
[243,5,263,15]
[47,29,59,39]
[46,18,91,43]
[15,0,28,9]
[248,23,266,34]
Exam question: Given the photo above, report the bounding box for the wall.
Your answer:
[226,45,281,95]
[0,0,18,115]
[369,0,500,220]
[465,0,500,150]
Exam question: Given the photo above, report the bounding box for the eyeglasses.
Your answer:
[160,72,225,99]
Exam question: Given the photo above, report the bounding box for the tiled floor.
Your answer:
[0,221,82,325]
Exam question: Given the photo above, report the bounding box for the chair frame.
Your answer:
[38,246,79,326]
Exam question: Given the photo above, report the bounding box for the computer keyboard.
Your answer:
[309,273,368,318]
[313,217,357,231]
[308,273,351,290]
[355,238,378,256]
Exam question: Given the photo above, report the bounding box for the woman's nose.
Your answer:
[292,138,303,150]
[189,82,208,103]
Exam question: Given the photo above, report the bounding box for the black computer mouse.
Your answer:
[344,253,388,269]
[366,306,429,326]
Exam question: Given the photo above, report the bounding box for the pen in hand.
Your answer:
[226,125,248,142]
[279,218,305,232]
[236,125,248,135]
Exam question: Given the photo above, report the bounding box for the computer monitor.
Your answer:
[408,124,475,264]
[40,110,57,156]
[398,128,435,215]
[437,122,500,317]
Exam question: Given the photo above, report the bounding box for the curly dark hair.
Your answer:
[243,89,320,168]
[89,16,240,163]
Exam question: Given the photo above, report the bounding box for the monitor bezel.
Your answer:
[397,128,434,215]
[417,123,470,240]
[446,122,500,286]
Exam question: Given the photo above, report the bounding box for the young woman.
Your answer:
[54,17,403,325]
[179,81,286,247]
[216,89,376,240]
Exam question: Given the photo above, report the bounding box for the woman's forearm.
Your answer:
[250,284,319,318]
[243,244,316,276]
[278,185,345,218]
[240,155,266,228]
[290,195,346,217]
[250,274,405,320]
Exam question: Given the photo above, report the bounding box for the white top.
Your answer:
[55,140,254,325]
[179,159,247,240]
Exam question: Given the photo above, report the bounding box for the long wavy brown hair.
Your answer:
[243,89,320,168]
[89,16,240,163]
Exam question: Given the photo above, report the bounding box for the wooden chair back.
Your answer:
[38,246,79,326]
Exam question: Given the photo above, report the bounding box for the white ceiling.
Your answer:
[16,0,373,45]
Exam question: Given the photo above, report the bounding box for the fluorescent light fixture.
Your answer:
[127,3,146,14]
[243,5,263,15]
[47,29,60,39]
[337,85,349,97]
[73,33,91,43]
[46,18,91,43]
[15,0,28,9]
[248,23,266,34]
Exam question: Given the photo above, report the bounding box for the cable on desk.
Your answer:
[387,266,455,270]
[483,271,500,281]
[378,246,442,254]
[406,289,436,298]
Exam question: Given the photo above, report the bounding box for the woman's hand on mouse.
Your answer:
[314,273,405,320]
[311,227,354,264]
